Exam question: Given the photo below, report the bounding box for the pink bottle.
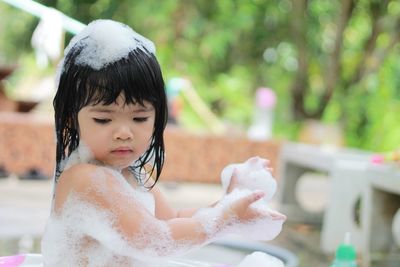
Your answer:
[247,87,277,141]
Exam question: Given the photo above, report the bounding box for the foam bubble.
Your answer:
[64,19,155,70]
[221,157,277,202]
[193,188,284,243]
[219,157,285,241]
[60,141,95,172]
[237,251,284,267]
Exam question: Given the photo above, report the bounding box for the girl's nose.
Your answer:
[114,125,133,140]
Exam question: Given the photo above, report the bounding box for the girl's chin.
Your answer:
[101,157,139,170]
[101,161,132,171]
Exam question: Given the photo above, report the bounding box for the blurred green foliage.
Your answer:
[0,0,399,151]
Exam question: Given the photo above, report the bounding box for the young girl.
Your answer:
[41,19,285,267]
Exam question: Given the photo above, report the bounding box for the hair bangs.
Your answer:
[79,49,164,110]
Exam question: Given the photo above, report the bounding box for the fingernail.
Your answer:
[255,191,265,199]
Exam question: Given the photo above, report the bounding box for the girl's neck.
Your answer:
[121,168,147,189]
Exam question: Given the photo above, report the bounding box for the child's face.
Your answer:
[77,94,155,170]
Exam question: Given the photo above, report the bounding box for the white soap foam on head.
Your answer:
[64,19,155,70]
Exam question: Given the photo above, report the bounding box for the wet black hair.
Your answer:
[53,43,168,187]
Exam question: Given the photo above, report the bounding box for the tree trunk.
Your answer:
[290,0,355,120]
[290,0,309,120]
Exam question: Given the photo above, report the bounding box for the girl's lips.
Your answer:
[111,148,133,156]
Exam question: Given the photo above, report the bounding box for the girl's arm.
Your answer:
[54,164,266,258]
[151,186,218,220]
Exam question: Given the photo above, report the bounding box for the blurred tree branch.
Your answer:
[290,0,356,120]
[289,0,400,126]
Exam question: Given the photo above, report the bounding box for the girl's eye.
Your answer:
[133,117,148,123]
[93,118,111,124]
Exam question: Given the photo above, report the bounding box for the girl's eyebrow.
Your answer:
[88,107,114,113]
[88,106,154,113]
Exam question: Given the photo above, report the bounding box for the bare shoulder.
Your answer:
[58,163,106,190]
[54,164,117,211]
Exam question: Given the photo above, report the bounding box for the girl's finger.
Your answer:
[265,167,273,172]
[261,159,270,167]
[242,190,265,206]
[261,209,287,220]
[231,167,239,179]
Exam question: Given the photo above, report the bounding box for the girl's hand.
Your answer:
[223,191,266,223]
[226,158,273,194]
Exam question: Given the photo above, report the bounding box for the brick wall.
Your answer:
[162,126,281,183]
[0,112,55,177]
[0,112,281,183]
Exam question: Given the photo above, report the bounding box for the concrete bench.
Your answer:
[276,142,372,253]
[361,165,400,267]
